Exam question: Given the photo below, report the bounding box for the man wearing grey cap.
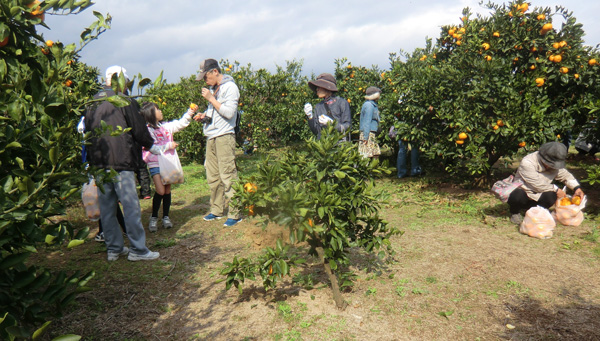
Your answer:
[193,58,242,227]
[508,141,585,224]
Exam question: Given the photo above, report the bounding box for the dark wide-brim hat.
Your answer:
[538,141,567,169]
[308,73,338,92]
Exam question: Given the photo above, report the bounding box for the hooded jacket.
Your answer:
[85,86,154,171]
[203,75,240,139]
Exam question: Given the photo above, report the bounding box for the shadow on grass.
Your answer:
[500,289,600,340]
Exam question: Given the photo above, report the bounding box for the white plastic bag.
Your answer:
[552,195,587,226]
[82,179,100,221]
[520,206,556,239]
[158,149,184,185]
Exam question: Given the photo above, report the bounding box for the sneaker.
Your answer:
[162,216,173,229]
[203,213,223,221]
[510,213,523,225]
[223,218,243,227]
[107,247,129,262]
[148,217,158,232]
[127,250,160,261]
[94,232,105,242]
[143,195,152,200]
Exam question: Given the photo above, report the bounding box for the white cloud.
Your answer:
[42,0,600,83]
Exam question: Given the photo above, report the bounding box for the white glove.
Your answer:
[318,114,334,125]
[304,103,313,119]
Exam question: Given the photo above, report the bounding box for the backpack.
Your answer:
[234,109,243,146]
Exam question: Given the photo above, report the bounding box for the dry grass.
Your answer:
[34,157,600,341]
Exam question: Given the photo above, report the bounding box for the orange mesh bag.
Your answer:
[82,179,100,221]
[552,195,586,226]
[519,206,556,239]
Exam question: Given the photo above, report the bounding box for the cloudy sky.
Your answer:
[42,0,600,84]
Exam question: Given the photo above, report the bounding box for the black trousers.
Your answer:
[507,188,557,214]
[136,166,152,197]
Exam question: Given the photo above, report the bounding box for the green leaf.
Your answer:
[32,321,52,340]
[67,239,84,248]
[0,252,30,270]
[49,146,58,165]
[106,95,130,107]
[328,259,337,270]
[334,170,346,179]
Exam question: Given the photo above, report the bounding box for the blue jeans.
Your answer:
[397,140,421,178]
[98,171,150,255]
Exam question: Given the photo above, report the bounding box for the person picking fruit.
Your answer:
[303,73,351,141]
[193,58,243,227]
[141,102,198,232]
[507,142,585,224]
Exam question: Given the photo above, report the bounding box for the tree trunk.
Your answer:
[315,246,347,310]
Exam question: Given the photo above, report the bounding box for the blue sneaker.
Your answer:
[223,218,243,227]
[203,213,223,221]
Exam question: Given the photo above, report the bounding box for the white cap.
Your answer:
[105,65,128,80]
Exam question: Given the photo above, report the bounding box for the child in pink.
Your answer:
[141,102,197,231]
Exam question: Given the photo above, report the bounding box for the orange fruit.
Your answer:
[574,73,580,79]
[560,197,572,206]
[268,264,273,275]
[572,196,581,205]
[456,40,462,46]
[0,36,8,47]
[493,125,499,130]
[248,205,255,216]
[41,47,49,55]
[485,55,492,61]
[552,42,560,49]
[64,79,72,87]
[497,119,504,127]
[541,23,552,31]
[560,67,569,74]
[190,103,198,110]
[493,32,500,38]
[456,140,464,145]
[448,28,455,36]
[519,141,526,147]
[553,55,562,63]
[45,40,53,47]
[244,182,257,193]
[458,132,468,140]
[27,0,45,20]
[482,42,490,50]
[535,78,545,87]
[530,65,536,70]
[589,59,598,66]
[548,55,555,62]
[537,14,546,20]
[308,218,314,227]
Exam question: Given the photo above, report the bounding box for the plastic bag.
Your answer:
[491,175,523,203]
[82,179,100,221]
[520,206,556,239]
[552,195,587,226]
[158,149,184,185]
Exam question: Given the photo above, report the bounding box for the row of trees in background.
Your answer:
[154,1,600,181]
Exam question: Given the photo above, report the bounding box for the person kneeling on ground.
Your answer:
[508,141,585,224]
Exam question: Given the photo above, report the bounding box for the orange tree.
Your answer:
[387,1,600,181]
[0,1,150,339]
[229,60,313,149]
[219,126,401,309]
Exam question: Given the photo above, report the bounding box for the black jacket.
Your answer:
[85,86,154,171]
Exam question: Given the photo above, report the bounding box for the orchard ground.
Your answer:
[34,147,600,340]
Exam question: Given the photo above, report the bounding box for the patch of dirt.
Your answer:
[37,176,600,341]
